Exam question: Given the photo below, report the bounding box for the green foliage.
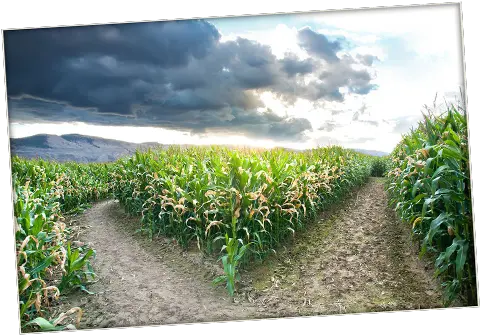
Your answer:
[212,200,250,296]
[11,157,114,213]
[386,104,475,306]
[11,157,110,328]
[213,233,250,296]
[58,242,96,293]
[370,156,389,177]
[112,146,372,259]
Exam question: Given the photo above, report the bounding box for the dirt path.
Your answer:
[56,177,443,329]
[242,177,443,317]
[56,201,258,328]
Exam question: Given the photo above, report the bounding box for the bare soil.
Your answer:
[54,177,443,329]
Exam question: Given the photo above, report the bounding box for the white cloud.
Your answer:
[219,24,309,60]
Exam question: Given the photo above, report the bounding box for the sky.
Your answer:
[4,3,464,153]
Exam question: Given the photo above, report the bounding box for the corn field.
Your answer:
[11,146,373,327]
[386,104,476,306]
[10,106,477,329]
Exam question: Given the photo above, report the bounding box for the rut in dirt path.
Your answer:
[59,177,444,329]
[243,177,443,317]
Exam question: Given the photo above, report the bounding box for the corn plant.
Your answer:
[386,103,476,305]
[213,233,250,297]
[212,190,251,296]
[58,242,96,294]
[11,156,110,328]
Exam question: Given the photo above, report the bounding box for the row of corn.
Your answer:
[11,157,113,330]
[110,146,373,261]
[385,105,476,306]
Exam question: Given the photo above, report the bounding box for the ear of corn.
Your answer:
[386,104,476,306]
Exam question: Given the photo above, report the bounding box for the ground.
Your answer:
[52,177,443,329]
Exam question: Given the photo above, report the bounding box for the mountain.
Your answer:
[10,134,162,163]
[10,133,391,163]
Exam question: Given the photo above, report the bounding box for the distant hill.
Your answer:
[10,134,162,163]
[10,134,390,163]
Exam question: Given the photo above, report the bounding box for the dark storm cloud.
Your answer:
[196,108,313,141]
[5,20,377,142]
[318,57,377,99]
[299,80,344,102]
[8,96,141,126]
[297,27,342,63]
[272,55,377,104]
[280,53,315,77]
[4,20,220,115]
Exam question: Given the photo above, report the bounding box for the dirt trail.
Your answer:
[56,177,443,329]
[56,201,258,328]
[242,178,443,317]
